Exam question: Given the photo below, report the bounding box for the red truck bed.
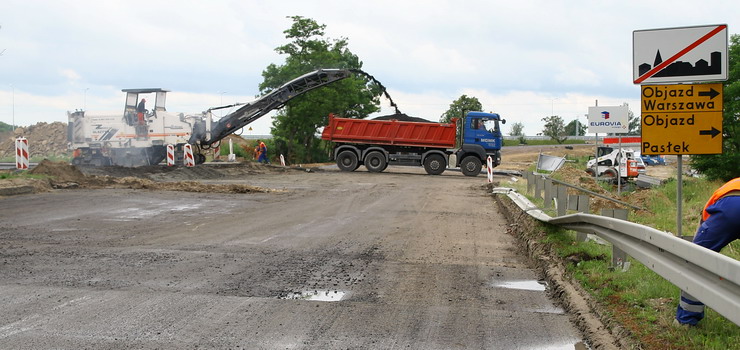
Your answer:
[321,115,457,148]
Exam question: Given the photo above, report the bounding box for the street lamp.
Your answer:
[551,98,557,116]
[219,91,227,117]
[10,84,14,132]
[84,88,89,110]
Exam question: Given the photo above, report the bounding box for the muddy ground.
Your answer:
[0,145,679,349]
[0,163,591,349]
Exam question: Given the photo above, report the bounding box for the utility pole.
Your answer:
[219,91,227,118]
[11,84,14,132]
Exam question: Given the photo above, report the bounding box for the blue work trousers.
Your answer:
[676,195,740,325]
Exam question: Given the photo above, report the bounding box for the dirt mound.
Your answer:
[0,122,69,159]
[29,159,86,183]
[82,175,273,193]
[22,160,275,194]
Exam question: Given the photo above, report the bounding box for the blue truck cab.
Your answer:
[454,111,506,176]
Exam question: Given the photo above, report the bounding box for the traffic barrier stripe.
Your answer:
[183,144,195,167]
[15,137,29,170]
[166,144,175,166]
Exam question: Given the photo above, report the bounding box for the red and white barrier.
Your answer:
[166,144,175,166]
[183,144,195,167]
[280,154,286,167]
[213,145,221,160]
[486,156,493,183]
[15,137,29,170]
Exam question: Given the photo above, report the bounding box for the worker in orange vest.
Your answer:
[136,98,147,125]
[256,140,269,164]
[675,177,740,326]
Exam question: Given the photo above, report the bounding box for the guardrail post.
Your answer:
[567,194,578,211]
[526,172,534,193]
[578,195,589,214]
[569,194,589,242]
[543,178,553,209]
[535,176,544,200]
[556,185,568,217]
[602,208,631,271]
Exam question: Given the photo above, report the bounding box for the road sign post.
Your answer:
[634,24,728,238]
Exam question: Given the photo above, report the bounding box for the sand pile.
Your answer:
[0,122,69,159]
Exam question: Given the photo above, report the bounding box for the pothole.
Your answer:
[279,290,349,302]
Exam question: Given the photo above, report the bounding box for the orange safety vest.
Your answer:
[702,177,740,222]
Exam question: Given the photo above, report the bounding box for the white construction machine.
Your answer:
[585,146,642,181]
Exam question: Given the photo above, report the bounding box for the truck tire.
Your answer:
[460,156,482,177]
[603,168,618,178]
[423,154,446,175]
[364,151,386,173]
[336,150,359,172]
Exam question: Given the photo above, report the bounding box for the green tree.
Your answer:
[627,108,641,135]
[542,115,568,144]
[564,119,586,136]
[440,95,483,123]
[509,122,524,137]
[691,34,740,181]
[259,16,381,163]
[509,121,526,145]
[0,121,12,133]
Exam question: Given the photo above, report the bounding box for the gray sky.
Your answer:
[0,0,737,136]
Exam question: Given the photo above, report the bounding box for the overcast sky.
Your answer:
[0,0,737,136]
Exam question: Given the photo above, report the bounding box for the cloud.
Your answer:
[0,0,736,135]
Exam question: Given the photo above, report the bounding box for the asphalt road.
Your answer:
[0,166,583,349]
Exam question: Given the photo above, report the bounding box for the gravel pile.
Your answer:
[0,122,69,159]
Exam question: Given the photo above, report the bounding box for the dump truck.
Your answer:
[320,111,505,176]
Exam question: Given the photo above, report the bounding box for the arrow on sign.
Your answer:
[698,88,721,100]
[699,127,721,138]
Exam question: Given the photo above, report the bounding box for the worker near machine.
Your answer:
[675,177,740,326]
[136,98,147,125]
[257,140,269,164]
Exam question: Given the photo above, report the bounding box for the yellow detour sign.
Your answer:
[641,83,723,155]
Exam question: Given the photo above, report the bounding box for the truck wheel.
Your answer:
[196,153,206,164]
[364,151,386,173]
[603,168,618,178]
[460,156,482,177]
[336,150,359,172]
[423,154,446,175]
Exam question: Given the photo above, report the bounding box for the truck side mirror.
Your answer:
[501,119,506,125]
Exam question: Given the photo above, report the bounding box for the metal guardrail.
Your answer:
[494,187,740,326]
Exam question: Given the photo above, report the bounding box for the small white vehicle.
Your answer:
[586,146,640,180]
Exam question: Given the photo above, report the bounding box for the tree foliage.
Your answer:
[691,34,740,181]
[508,122,524,137]
[0,121,13,133]
[440,95,483,123]
[564,119,586,136]
[509,122,526,144]
[259,16,381,163]
[627,107,640,135]
[542,115,568,144]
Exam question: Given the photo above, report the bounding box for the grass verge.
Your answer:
[503,166,739,349]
